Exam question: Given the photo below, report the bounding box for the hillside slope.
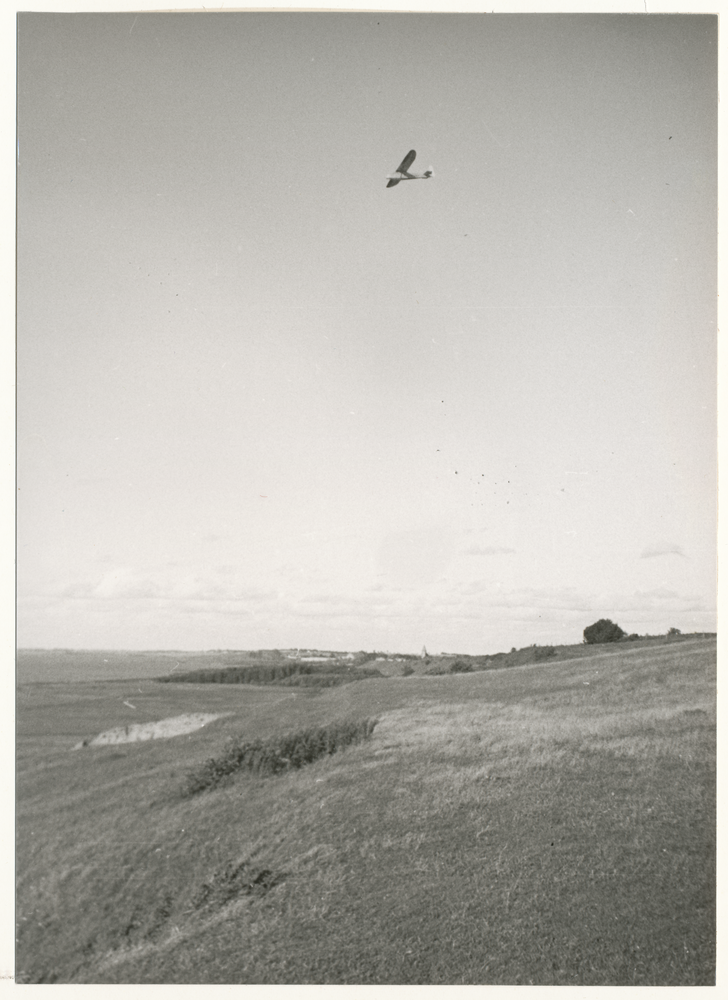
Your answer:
[17,637,715,984]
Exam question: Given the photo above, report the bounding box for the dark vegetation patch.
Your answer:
[583,618,626,644]
[192,861,286,913]
[121,893,175,947]
[158,661,383,686]
[425,644,559,675]
[184,718,378,795]
[54,861,286,980]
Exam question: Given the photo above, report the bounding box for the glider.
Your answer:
[386,149,433,188]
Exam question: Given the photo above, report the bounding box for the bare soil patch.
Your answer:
[74,713,227,749]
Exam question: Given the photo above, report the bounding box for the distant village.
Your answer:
[283,647,430,663]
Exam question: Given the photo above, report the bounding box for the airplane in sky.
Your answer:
[386,150,433,188]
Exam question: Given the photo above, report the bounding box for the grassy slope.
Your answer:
[16,638,715,984]
[365,633,715,677]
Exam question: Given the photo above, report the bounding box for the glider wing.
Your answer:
[395,149,417,174]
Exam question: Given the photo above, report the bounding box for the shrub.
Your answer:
[184,718,378,795]
[158,663,382,686]
[583,619,626,644]
[424,663,450,676]
[533,645,556,662]
[668,627,682,636]
[449,659,473,673]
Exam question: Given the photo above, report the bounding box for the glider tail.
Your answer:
[424,167,434,178]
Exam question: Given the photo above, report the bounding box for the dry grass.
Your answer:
[16,637,715,984]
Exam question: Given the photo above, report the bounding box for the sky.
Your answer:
[16,11,717,654]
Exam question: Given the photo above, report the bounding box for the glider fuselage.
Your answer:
[386,171,432,182]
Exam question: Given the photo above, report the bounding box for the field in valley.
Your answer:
[16,637,715,984]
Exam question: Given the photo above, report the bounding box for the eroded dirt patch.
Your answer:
[74,713,227,749]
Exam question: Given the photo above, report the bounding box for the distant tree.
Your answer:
[667,627,682,636]
[583,619,626,644]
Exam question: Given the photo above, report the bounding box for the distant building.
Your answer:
[287,649,351,662]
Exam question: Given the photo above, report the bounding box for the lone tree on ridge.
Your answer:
[583,619,626,644]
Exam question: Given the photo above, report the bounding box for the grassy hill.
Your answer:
[361,632,717,677]
[17,633,713,684]
[16,637,715,984]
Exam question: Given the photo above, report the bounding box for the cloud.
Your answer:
[298,593,362,607]
[31,567,279,605]
[464,545,516,556]
[93,568,163,599]
[294,592,403,618]
[450,581,592,610]
[18,574,716,653]
[609,588,707,613]
[634,587,679,600]
[640,542,687,559]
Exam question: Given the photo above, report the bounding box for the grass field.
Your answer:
[16,637,715,984]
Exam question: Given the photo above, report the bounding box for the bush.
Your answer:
[184,718,378,795]
[533,645,556,662]
[583,619,626,644]
[449,659,473,673]
[424,663,450,676]
[158,663,382,686]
